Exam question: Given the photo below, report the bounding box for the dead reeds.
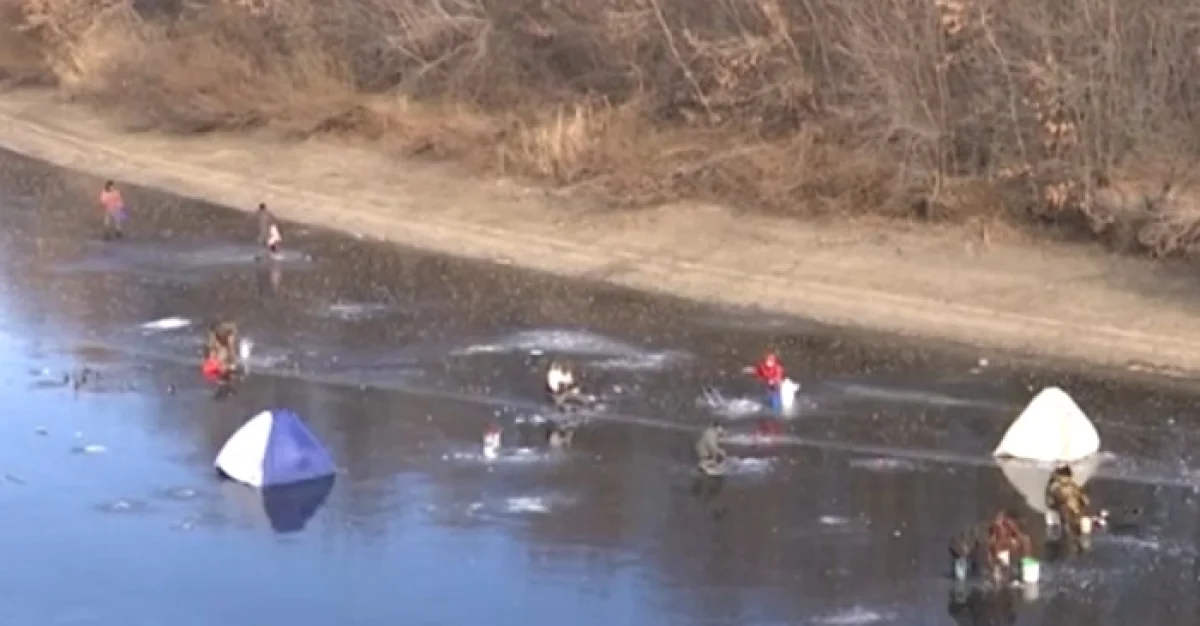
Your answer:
[4,0,1200,255]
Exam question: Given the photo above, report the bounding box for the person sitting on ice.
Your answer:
[545,360,588,408]
[202,321,243,396]
[694,420,729,475]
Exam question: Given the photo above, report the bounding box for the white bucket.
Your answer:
[778,378,800,414]
[1080,516,1093,535]
[952,558,969,581]
[238,338,254,362]
[483,430,502,459]
[1020,558,1040,583]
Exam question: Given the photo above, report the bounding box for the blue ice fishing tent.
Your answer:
[214,409,337,488]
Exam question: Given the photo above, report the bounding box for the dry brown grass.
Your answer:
[5,0,1200,255]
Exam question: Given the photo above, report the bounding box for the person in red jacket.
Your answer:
[747,350,785,390]
[202,321,243,398]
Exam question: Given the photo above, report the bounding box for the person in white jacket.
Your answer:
[545,361,587,408]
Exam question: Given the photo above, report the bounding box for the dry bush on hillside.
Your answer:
[5,0,1200,254]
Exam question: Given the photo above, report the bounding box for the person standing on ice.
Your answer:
[1046,465,1092,537]
[745,350,785,391]
[256,203,283,258]
[98,180,127,240]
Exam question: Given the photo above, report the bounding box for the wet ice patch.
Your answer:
[504,497,552,514]
[60,241,312,276]
[439,494,577,522]
[716,457,777,476]
[849,457,922,473]
[589,353,681,371]
[724,432,788,446]
[831,382,1006,411]
[697,389,765,418]
[441,446,558,465]
[313,302,396,321]
[453,329,634,356]
[691,309,822,333]
[162,243,311,267]
[239,343,291,370]
[152,486,201,501]
[451,329,688,370]
[698,387,817,418]
[95,498,151,514]
[141,317,191,332]
[815,607,894,625]
[1096,533,1196,558]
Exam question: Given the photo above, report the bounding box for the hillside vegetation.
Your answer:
[4,0,1200,255]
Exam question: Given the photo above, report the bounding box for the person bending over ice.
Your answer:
[695,421,729,475]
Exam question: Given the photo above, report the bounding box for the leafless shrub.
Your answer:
[4,0,1200,255]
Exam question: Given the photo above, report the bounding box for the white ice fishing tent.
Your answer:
[997,455,1103,515]
[215,409,337,488]
[992,387,1101,463]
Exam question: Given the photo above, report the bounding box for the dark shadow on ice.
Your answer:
[220,475,336,534]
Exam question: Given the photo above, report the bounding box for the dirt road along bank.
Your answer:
[2,88,1200,378]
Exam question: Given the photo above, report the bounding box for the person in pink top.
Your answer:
[99,180,127,240]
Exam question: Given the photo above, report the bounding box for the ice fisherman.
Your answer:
[546,360,589,408]
[202,321,243,394]
[99,180,127,240]
[257,203,283,258]
[742,349,796,412]
[1046,464,1092,536]
[694,420,729,474]
[984,509,1032,581]
[747,350,786,390]
[948,509,1030,583]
